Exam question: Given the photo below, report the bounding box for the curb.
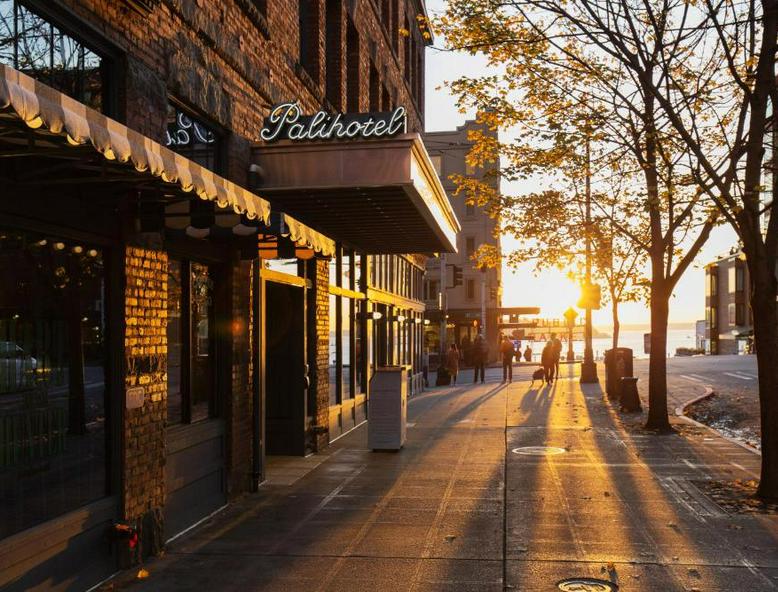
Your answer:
[674,386,761,457]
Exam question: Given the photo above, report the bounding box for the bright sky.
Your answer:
[423,0,739,328]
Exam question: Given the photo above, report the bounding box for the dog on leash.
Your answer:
[530,367,545,387]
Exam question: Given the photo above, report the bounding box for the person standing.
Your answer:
[523,344,532,362]
[472,334,486,384]
[541,340,555,384]
[500,335,515,383]
[446,343,460,385]
[550,332,562,380]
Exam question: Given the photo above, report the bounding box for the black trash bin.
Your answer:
[603,347,634,400]
[620,377,642,412]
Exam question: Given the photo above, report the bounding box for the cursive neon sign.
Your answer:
[260,101,407,143]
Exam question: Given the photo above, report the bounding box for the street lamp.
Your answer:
[563,307,578,362]
[580,136,599,384]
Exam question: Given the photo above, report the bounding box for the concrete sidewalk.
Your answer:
[108,365,777,591]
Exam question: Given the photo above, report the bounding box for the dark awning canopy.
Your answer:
[251,134,460,254]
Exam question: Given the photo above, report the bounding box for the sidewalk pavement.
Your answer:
[108,364,777,591]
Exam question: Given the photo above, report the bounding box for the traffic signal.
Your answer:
[577,282,601,310]
[452,265,463,287]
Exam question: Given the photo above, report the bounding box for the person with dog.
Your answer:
[446,343,460,385]
[500,335,515,383]
[472,334,487,384]
[541,340,555,383]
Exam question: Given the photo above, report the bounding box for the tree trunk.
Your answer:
[611,296,620,350]
[646,267,671,431]
[750,261,778,500]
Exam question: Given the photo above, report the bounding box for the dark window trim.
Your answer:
[20,0,123,119]
[166,97,228,175]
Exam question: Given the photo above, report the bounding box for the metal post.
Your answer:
[480,268,487,340]
[439,253,447,356]
[581,137,599,383]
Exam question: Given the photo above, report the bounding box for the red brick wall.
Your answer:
[123,246,167,543]
[312,258,330,451]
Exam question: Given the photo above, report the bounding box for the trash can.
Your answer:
[368,366,408,451]
[620,377,642,412]
[603,347,634,400]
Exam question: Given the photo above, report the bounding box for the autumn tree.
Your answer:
[438,5,716,432]
[439,0,778,499]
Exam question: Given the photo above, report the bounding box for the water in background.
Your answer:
[521,327,696,361]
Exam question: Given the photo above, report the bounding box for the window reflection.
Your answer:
[0,1,105,110]
[328,293,338,405]
[190,263,212,422]
[0,230,107,538]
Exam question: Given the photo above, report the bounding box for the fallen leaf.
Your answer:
[137,568,150,579]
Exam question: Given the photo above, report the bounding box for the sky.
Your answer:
[422,0,740,328]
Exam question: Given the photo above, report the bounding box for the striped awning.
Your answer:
[0,63,270,224]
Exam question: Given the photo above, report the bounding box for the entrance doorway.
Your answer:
[265,281,307,456]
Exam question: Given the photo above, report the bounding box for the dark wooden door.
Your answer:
[265,282,306,456]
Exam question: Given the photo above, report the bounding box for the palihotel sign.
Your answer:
[260,101,407,143]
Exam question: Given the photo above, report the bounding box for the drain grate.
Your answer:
[511,446,567,456]
[557,577,618,591]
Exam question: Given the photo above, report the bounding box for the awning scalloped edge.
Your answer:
[284,214,336,258]
[0,64,270,225]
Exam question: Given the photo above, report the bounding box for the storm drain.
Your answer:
[557,577,618,591]
[511,446,567,456]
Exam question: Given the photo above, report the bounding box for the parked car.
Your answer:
[0,341,38,391]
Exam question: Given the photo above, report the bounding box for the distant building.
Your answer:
[422,120,502,361]
[704,250,752,354]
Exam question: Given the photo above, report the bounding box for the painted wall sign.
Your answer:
[260,101,407,143]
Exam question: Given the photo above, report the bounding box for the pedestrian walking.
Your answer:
[550,332,562,380]
[446,343,460,385]
[523,344,532,362]
[541,340,555,383]
[500,335,515,383]
[472,334,487,383]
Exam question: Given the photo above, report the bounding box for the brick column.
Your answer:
[123,246,167,558]
[226,258,253,496]
[312,258,330,451]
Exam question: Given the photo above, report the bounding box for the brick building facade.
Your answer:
[0,1,458,590]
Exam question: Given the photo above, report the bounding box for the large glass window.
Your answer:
[328,293,338,405]
[0,229,107,538]
[342,296,352,398]
[166,259,216,425]
[0,1,106,110]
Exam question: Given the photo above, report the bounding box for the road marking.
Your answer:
[724,372,753,380]
[680,374,704,383]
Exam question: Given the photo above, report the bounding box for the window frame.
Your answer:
[1,0,121,117]
[166,257,220,426]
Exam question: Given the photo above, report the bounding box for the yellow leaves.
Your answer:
[137,568,150,579]
[398,27,410,38]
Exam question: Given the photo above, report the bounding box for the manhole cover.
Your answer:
[557,577,618,591]
[511,446,567,456]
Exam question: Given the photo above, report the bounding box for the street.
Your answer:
[633,355,760,449]
[110,364,777,591]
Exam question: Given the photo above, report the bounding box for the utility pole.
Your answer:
[580,136,599,383]
[480,267,487,338]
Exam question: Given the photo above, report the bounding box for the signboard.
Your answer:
[260,101,407,143]
[644,333,651,354]
[126,386,145,409]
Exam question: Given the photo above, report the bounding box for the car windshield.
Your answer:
[0,342,23,356]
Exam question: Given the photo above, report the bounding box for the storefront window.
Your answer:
[341,250,353,290]
[167,259,215,425]
[329,293,338,405]
[342,296,352,398]
[356,302,366,393]
[0,1,106,111]
[166,103,221,172]
[0,229,107,538]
